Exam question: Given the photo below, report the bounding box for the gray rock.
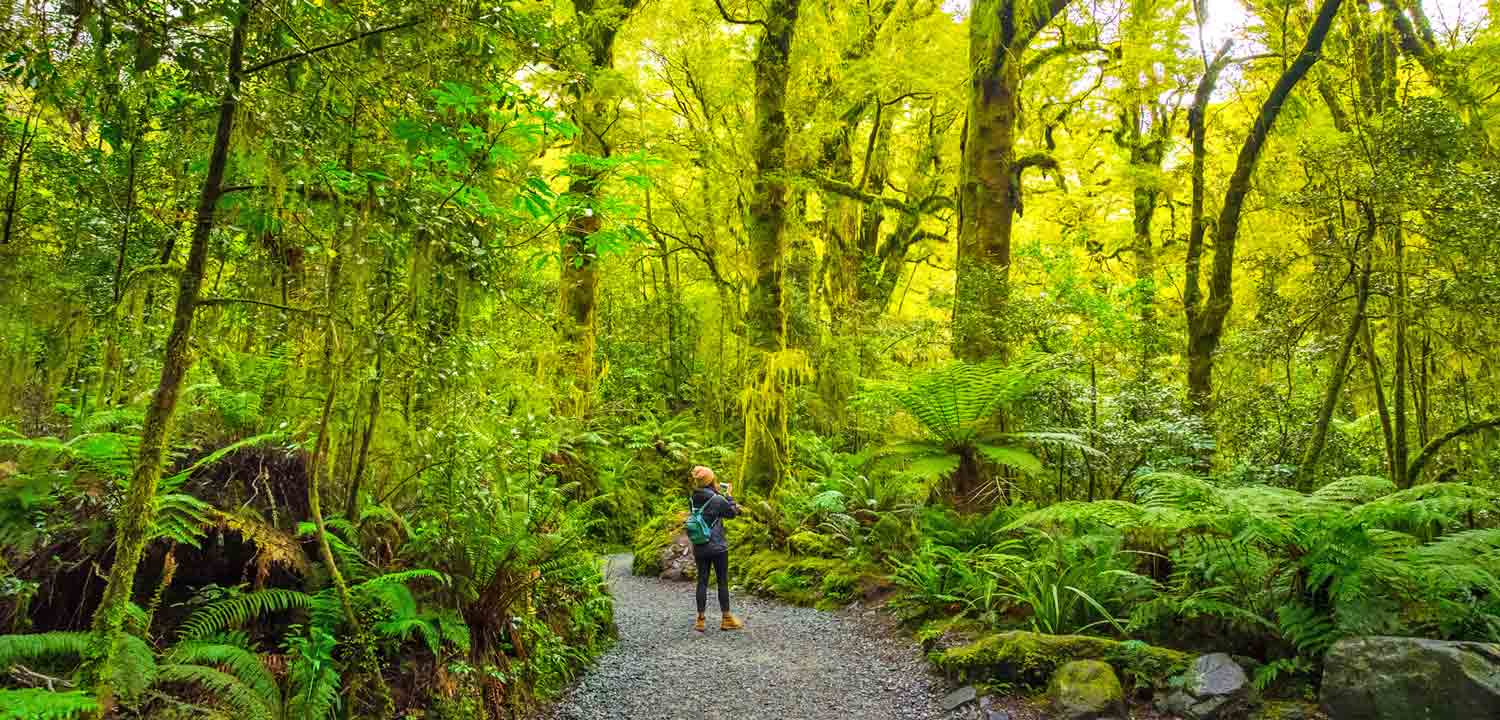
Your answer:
[1048,659,1126,720]
[1320,636,1500,720]
[656,534,694,581]
[984,712,1012,720]
[1162,653,1256,720]
[941,685,978,711]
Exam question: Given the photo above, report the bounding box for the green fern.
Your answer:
[0,631,90,668]
[284,626,340,720]
[179,589,314,640]
[0,689,98,720]
[167,637,280,713]
[1312,475,1397,505]
[109,631,160,700]
[156,663,279,720]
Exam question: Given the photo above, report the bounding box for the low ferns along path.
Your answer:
[540,555,963,720]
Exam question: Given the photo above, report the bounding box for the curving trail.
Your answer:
[539,554,969,720]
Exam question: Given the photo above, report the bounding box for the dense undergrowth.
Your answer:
[4,0,1500,718]
[630,361,1500,701]
[0,388,624,719]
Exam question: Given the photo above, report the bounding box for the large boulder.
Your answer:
[1320,636,1500,720]
[1049,660,1126,720]
[1160,653,1256,719]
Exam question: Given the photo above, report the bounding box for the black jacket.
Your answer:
[689,486,739,558]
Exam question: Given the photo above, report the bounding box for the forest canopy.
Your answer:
[1,0,1498,717]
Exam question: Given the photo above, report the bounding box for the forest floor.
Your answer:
[535,554,1020,720]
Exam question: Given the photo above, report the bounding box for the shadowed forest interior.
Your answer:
[1,0,1499,718]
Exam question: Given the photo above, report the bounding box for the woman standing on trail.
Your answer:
[688,465,744,632]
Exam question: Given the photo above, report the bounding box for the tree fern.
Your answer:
[0,689,97,720]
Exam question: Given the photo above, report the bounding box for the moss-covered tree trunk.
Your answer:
[559,0,640,417]
[1183,0,1343,415]
[86,2,250,708]
[741,0,803,492]
[953,0,1071,362]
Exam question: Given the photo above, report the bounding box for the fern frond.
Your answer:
[975,444,1043,475]
[0,631,90,669]
[1312,475,1397,505]
[167,639,280,712]
[156,663,279,720]
[0,689,98,719]
[894,454,962,482]
[179,589,313,640]
[350,569,446,600]
[111,632,159,700]
[285,632,341,720]
[160,432,286,491]
[154,492,215,547]
[1005,500,1146,531]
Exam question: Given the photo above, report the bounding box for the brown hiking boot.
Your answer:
[720,613,744,631]
[694,614,706,632]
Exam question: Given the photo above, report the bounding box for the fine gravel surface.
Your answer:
[538,554,972,720]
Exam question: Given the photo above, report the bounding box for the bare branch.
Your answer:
[712,0,764,26]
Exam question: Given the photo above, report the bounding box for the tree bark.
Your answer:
[559,0,640,417]
[1362,318,1397,477]
[1407,416,1500,482]
[86,3,249,707]
[953,0,1072,361]
[1298,217,1374,489]
[2,106,38,245]
[741,0,804,492]
[1391,223,1411,488]
[1184,0,1344,415]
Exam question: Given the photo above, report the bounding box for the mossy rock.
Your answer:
[1049,659,1126,720]
[931,631,1190,690]
[1248,700,1323,720]
[631,509,686,576]
[787,530,840,558]
[916,615,987,651]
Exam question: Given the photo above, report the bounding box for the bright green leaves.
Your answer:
[432,81,485,115]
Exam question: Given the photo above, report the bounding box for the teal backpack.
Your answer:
[685,497,714,545]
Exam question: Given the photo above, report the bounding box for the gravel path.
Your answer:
[539,554,969,720]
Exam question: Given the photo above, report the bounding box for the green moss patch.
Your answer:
[631,510,686,576]
[737,550,876,609]
[931,631,1190,690]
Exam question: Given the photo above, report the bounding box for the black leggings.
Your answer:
[695,551,730,614]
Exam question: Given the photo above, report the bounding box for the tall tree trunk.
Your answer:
[99,125,143,409]
[558,0,640,417]
[2,106,38,245]
[86,3,249,707]
[953,0,1072,361]
[345,205,384,524]
[1298,219,1374,488]
[1119,101,1169,372]
[1362,319,1397,477]
[1184,0,1344,415]
[1391,223,1411,487]
[741,0,804,493]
